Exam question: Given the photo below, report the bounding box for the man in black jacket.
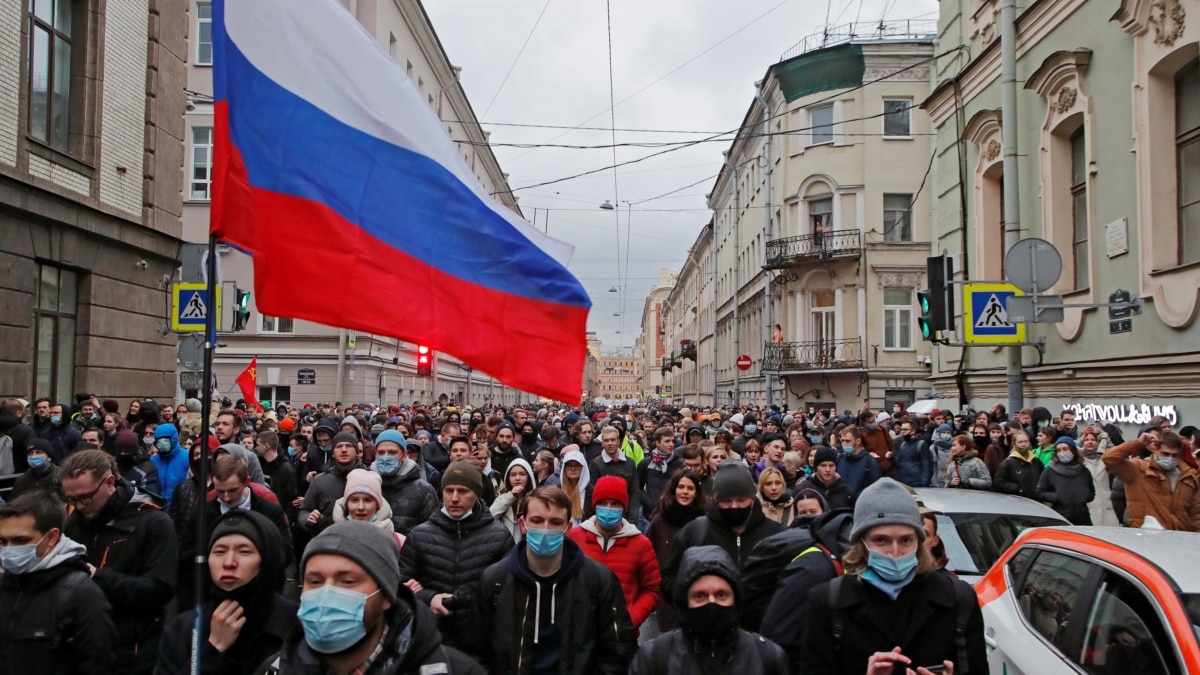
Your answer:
[637,427,683,517]
[0,492,118,675]
[399,461,513,651]
[373,430,437,535]
[0,398,36,474]
[61,449,176,675]
[587,425,640,521]
[298,431,364,536]
[255,430,298,522]
[474,486,637,673]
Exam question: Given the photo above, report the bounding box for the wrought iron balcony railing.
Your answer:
[760,338,865,372]
[680,342,697,362]
[763,229,862,269]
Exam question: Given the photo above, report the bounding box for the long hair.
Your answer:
[656,468,705,512]
[561,461,584,520]
[842,527,940,577]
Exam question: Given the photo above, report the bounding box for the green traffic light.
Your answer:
[238,290,250,310]
[918,291,931,314]
[918,317,933,340]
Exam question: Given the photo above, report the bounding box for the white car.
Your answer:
[913,488,1069,584]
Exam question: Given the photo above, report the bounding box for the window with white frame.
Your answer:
[1178,59,1200,265]
[883,193,913,242]
[883,288,913,349]
[189,126,213,200]
[196,3,213,65]
[261,315,294,334]
[809,197,832,238]
[809,105,834,146]
[883,98,911,137]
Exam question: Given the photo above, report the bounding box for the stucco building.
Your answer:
[597,353,642,401]
[637,268,675,398]
[661,224,715,406]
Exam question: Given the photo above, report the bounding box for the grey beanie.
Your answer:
[302,520,401,604]
[850,478,924,543]
[712,459,757,501]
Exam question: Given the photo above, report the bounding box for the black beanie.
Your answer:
[712,460,756,501]
[208,510,285,590]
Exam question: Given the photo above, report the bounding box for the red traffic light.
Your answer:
[416,345,432,376]
[417,345,430,355]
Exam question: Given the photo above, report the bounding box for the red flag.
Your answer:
[235,357,264,413]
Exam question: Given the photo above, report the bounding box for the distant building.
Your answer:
[638,268,676,398]
[597,353,643,402]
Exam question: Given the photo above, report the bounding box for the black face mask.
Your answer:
[117,453,136,468]
[521,431,537,442]
[973,435,990,448]
[718,505,752,528]
[679,602,739,639]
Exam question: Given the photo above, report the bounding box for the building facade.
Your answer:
[0,1,187,402]
[703,24,938,412]
[179,0,528,408]
[923,0,1200,427]
[597,353,643,401]
[660,224,715,406]
[637,268,675,398]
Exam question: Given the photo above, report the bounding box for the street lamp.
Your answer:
[599,200,615,210]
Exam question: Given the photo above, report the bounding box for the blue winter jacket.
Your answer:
[891,437,933,487]
[152,424,189,506]
[836,448,883,494]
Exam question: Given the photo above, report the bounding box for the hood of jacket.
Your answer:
[217,443,267,484]
[558,448,591,493]
[504,457,537,490]
[703,497,768,534]
[154,423,183,457]
[0,536,91,592]
[809,508,854,557]
[674,544,741,608]
[580,515,640,542]
[1049,459,1086,477]
[339,416,363,439]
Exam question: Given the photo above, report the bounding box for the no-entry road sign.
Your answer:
[736,354,752,371]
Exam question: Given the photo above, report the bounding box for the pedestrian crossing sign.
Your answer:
[171,283,222,332]
[963,283,1026,344]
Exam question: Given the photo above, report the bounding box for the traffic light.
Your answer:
[232,288,251,331]
[918,254,954,341]
[416,345,432,377]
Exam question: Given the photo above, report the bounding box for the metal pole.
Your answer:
[335,328,346,403]
[1000,0,1023,413]
[191,234,218,675]
[756,83,774,409]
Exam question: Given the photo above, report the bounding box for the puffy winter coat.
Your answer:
[64,479,177,674]
[473,539,637,674]
[659,500,785,601]
[10,463,63,500]
[568,518,661,628]
[0,537,117,675]
[942,450,992,490]
[297,461,363,535]
[1104,440,1200,531]
[994,451,1043,499]
[152,424,190,506]
[1036,460,1095,525]
[378,458,438,535]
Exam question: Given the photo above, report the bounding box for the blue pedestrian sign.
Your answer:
[171,283,222,332]
[963,283,1026,344]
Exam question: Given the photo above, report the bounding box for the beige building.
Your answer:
[178,0,528,408]
[0,1,187,402]
[701,24,938,411]
[637,268,676,398]
[660,225,715,405]
[597,353,642,401]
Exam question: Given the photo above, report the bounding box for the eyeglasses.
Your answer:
[65,476,110,506]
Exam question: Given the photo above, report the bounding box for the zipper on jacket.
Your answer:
[518,594,530,671]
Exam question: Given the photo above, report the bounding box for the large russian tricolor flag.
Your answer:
[211,0,591,403]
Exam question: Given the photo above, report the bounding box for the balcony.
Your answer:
[761,338,865,372]
[680,341,697,362]
[764,229,862,270]
[661,352,682,375]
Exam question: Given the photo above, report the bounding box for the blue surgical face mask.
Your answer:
[0,532,48,575]
[808,435,825,445]
[298,584,381,654]
[374,455,400,476]
[595,506,624,529]
[744,424,757,435]
[867,548,919,583]
[27,454,47,469]
[155,438,174,454]
[1156,456,1178,471]
[938,433,953,442]
[50,416,61,425]
[841,444,855,454]
[440,506,471,521]
[525,527,566,557]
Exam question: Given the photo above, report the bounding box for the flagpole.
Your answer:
[191,233,218,675]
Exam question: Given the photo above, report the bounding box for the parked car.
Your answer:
[976,526,1200,674]
[914,488,1069,584]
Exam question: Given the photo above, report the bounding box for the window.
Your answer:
[1078,572,1176,675]
[406,60,413,78]
[1071,130,1089,289]
[883,193,913,242]
[883,98,912,137]
[1177,60,1200,265]
[261,315,294,334]
[883,289,913,349]
[32,265,77,403]
[1015,550,1092,649]
[388,32,397,60]
[28,0,73,149]
[809,197,832,239]
[189,126,213,200]
[196,3,213,66]
[809,105,834,146]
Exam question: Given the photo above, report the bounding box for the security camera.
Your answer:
[136,259,148,269]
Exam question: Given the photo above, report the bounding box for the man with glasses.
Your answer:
[61,449,176,675]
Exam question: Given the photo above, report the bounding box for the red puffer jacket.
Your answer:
[568,518,661,628]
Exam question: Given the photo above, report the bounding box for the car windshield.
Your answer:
[1181,594,1200,643]
[937,513,1066,575]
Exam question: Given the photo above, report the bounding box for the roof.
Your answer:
[914,488,1068,520]
[1037,527,1200,591]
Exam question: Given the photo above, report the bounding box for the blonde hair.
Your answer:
[842,529,939,576]
[757,466,787,493]
[561,460,584,520]
[782,451,803,474]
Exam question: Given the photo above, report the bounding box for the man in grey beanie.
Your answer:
[659,460,785,600]
[258,520,484,674]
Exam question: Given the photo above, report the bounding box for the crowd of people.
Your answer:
[0,393,1195,674]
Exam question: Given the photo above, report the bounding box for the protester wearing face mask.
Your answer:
[1104,430,1200,530]
[38,402,81,464]
[10,438,64,500]
[259,520,483,674]
[0,493,118,673]
[835,427,884,495]
[890,422,932,488]
[994,430,1043,500]
[473,486,638,673]
[112,430,161,497]
[659,461,785,607]
[1078,430,1119,526]
[630,545,787,674]
[369,430,437,537]
[568,476,661,632]
[150,423,188,507]
[157,510,298,674]
[929,423,956,487]
[1035,438,1095,525]
[800,478,986,675]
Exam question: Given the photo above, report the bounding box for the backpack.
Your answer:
[0,434,12,475]
[827,574,976,674]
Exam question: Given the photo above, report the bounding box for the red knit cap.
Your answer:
[592,475,629,509]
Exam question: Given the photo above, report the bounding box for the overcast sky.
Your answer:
[424,0,938,354]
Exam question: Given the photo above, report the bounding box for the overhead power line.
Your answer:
[480,0,553,120]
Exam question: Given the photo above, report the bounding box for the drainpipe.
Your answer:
[710,222,718,407]
[1000,0,1023,413]
[755,81,774,409]
[335,328,346,403]
[723,151,742,407]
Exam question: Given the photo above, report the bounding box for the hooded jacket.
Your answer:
[557,448,592,524]
[1036,457,1096,525]
[659,500,785,604]
[63,478,177,674]
[629,546,787,675]
[217,443,267,485]
[152,424,190,505]
[490,458,536,541]
[377,457,439,536]
[835,449,883,494]
[473,538,637,674]
[644,497,706,632]
[304,418,340,475]
[567,517,661,628]
[0,534,117,675]
[994,449,1044,499]
[793,473,854,511]
[941,448,992,490]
